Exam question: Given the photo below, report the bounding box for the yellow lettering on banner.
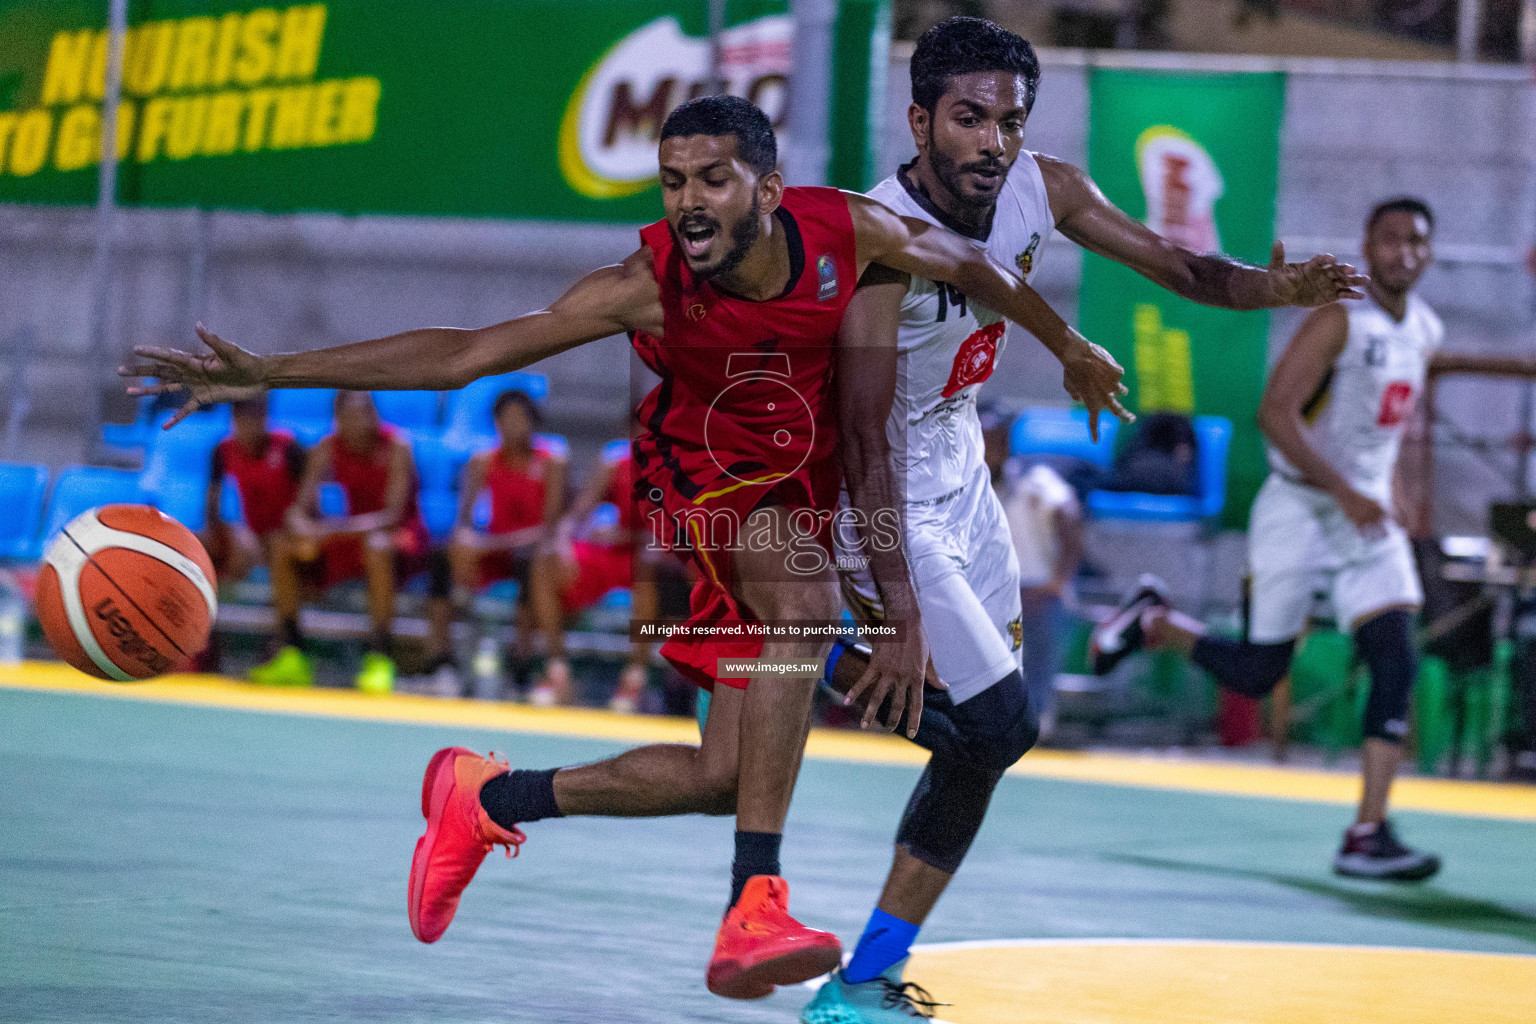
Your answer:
[210,13,242,88]
[137,97,173,162]
[236,9,280,86]
[169,17,217,91]
[201,91,244,156]
[307,78,342,146]
[337,76,380,143]
[166,96,208,159]
[242,89,278,151]
[0,114,16,174]
[54,104,98,170]
[268,85,312,149]
[276,5,327,81]
[85,31,107,101]
[42,30,94,105]
[114,102,137,161]
[1131,303,1196,413]
[125,22,174,97]
[9,110,53,176]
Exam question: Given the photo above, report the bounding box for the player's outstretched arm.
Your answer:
[835,267,931,738]
[846,190,1131,440]
[121,250,665,427]
[1038,155,1366,311]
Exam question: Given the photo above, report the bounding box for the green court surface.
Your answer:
[3,685,1535,1023]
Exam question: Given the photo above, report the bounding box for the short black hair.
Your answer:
[333,390,375,413]
[492,388,541,426]
[911,16,1041,114]
[659,95,777,177]
[1367,196,1434,234]
[231,394,267,417]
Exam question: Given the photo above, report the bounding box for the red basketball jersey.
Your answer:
[213,431,302,536]
[484,443,560,535]
[630,186,857,511]
[327,425,424,530]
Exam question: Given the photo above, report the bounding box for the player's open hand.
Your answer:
[1270,241,1368,307]
[1060,331,1133,442]
[118,323,268,427]
[844,603,932,738]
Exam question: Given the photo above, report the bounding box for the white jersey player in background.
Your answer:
[1093,197,1444,882]
[806,17,1368,1023]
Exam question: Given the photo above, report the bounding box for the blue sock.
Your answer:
[843,908,920,984]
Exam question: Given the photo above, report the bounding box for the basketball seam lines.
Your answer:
[68,528,195,662]
[49,529,134,681]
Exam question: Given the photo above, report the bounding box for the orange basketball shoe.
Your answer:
[706,875,843,999]
[408,746,525,943]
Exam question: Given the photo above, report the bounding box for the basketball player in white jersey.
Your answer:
[1093,198,1443,882]
[803,18,1367,1022]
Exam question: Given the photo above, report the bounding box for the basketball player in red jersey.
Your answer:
[124,95,1129,998]
[199,395,304,672]
[425,389,568,700]
[529,437,656,713]
[266,391,435,695]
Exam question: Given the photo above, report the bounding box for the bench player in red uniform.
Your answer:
[199,394,304,671]
[258,391,436,694]
[528,437,655,712]
[125,95,1128,999]
[422,389,568,699]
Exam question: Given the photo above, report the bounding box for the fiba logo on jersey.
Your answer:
[816,254,839,302]
[1136,125,1223,253]
[558,15,791,200]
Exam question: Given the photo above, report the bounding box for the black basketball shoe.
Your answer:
[1332,820,1441,881]
[1089,575,1169,675]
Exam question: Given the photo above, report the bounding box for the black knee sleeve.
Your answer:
[1356,609,1415,743]
[1191,636,1295,698]
[895,669,1037,874]
[427,548,452,599]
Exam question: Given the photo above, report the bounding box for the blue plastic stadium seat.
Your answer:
[138,420,228,497]
[420,491,457,542]
[317,482,348,518]
[1086,415,1232,522]
[149,476,210,532]
[442,372,549,445]
[374,390,442,434]
[1009,406,1118,469]
[412,435,476,494]
[219,474,244,524]
[41,467,145,544]
[103,399,231,455]
[0,463,49,560]
[269,388,337,447]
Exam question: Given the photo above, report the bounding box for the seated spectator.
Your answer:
[426,390,566,698]
[529,438,654,711]
[252,391,438,694]
[1102,411,1199,496]
[197,395,304,670]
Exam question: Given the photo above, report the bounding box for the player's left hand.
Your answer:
[1270,241,1368,307]
[844,603,932,739]
[1060,332,1133,442]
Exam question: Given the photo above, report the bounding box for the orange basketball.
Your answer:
[36,504,217,681]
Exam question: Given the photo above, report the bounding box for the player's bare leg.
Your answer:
[248,529,313,687]
[528,550,577,705]
[357,534,398,693]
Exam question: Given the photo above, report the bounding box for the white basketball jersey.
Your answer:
[1269,293,1444,502]
[866,154,1055,502]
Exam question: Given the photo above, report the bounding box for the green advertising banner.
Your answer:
[1078,69,1286,527]
[0,0,887,219]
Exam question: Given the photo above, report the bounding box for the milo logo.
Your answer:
[558,15,791,200]
[93,597,173,675]
[1135,126,1223,254]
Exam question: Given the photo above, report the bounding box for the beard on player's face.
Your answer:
[929,141,1012,213]
[675,192,762,281]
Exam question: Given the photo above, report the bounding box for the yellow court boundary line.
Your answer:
[4,662,1535,822]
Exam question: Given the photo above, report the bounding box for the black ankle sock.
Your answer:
[729,830,782,907]
[278,617,302,650]
[479,768,563,830]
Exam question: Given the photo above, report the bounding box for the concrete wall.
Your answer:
[2,47,1533,527]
